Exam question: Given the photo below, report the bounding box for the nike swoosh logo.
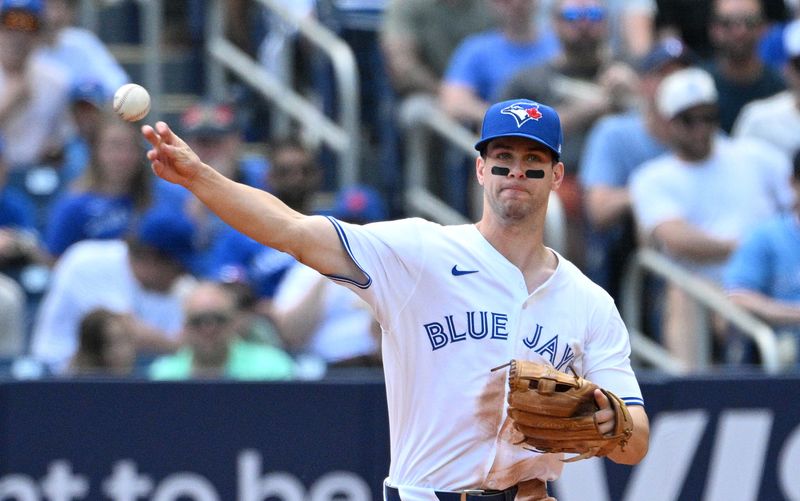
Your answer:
[451,265,479,276]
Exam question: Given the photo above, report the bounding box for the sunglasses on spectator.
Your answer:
[187,311,233,329]
[559,6,606,22]
[713,14,762,29]
[675,111,718,127]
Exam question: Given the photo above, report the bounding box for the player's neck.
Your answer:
[475,219,549,271]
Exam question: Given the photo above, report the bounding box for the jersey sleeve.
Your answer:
[324,217,428,332]
[581,295,644,407]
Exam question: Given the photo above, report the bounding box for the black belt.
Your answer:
[384,484,518,501]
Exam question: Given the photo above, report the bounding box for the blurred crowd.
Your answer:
[0,0,799,379]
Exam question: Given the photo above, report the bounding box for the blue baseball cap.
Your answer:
[474,99,563,160]
[0,0,42,31]
[70,79,107,108]
[332,185,388,224]
[636,37,695,74]
[134,207,197,270]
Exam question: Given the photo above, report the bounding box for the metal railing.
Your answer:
[621,247,783,374]
[205,0,361,189]
[79,0,164,122]
[398,94,567,252]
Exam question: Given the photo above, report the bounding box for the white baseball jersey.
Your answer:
[325,217,643,499]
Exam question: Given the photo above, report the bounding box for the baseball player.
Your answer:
[142,98,650,500]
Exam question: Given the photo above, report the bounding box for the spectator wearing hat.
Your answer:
[30,207,198,374]
[59,79,106,184]
[703,0,787,133]
[153,101,269,276]
[0,0,73,171]
[629,66,794,368]
[733,18,800,158]
[206,137,323,313]
[271,185,388,370]
[43,115,152,260]
[578,37,694,303]
[37,0,128,99]
[148,281,294,380]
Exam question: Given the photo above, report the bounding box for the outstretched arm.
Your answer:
[141,122,364,281]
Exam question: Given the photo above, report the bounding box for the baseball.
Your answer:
[113,83,151,122]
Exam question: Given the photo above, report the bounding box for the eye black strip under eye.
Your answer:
[491,166,510,176]
[526,170,544,179]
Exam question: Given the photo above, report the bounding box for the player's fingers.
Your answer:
[596,409,616,435]
[594,389,611,410]
[141,124,160,148]
[155,121,185,148]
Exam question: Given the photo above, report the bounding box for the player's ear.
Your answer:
[476,154,486,186]
[551,160,564,191]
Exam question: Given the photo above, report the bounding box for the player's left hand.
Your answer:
[594,388,617,435]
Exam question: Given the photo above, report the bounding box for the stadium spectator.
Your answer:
[578,37,694,302]
[723,149,800,365]
[504,0,637,172]
[0,137,48,348]
[37,0,128,98]
[733,18,800,158]
[704,0,786,133]
[537,0,658,61]
[501,0,639,266]
[207,137,322,315]
[30,207,198,374]
[0,138,43,274]
[0,0,73,171]
[271,186,387,369]
[66,307,136,377]
[148,281,294,380]
[154,101,269,276]
[380,0,497,97]
[439,0,560,126]
[43,115,152,259]
[60,79,106,185]
[629,67,794,367]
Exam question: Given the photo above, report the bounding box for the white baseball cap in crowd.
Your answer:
[785,19,800,58]
[655,67,718,120]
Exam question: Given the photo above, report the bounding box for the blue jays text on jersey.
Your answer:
[423,312,575,370]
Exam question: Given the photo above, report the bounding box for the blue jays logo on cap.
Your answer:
[501,102,543,127]
[475,99,563,159]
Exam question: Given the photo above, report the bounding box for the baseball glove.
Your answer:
[496,359,633,462]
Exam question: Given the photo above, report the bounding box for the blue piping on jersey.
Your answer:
[324,216,373,289]
[622,397,645,407]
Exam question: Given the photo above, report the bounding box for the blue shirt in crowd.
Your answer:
[44,192,136,257]
[444,29,560,101]
[724,213,800,303]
